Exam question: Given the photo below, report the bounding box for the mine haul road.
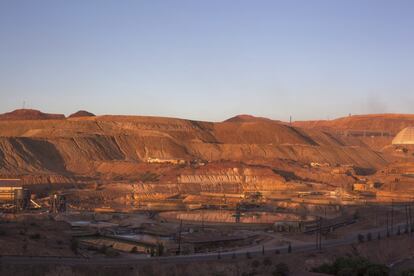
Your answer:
[0,222,410,266]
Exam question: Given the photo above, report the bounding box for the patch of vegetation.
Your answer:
[104,247,120,257]
[29,233,41,240]
[139,171,160,183]
[263,257,272,266]
[251,260,260,268]
[311,256,389,276]
[98,244,108,254]
[71,239,79,254]
[399,269,414,276]
[272,262,289,276]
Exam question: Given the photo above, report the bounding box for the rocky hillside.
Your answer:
[0,110,389,179]
[293,114,414,151]
[0,109,65,120]
[293,114,414,135]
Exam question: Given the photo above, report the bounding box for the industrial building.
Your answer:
[0,179,31,211]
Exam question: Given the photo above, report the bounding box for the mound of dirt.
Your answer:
[294,114,414,135]
[68,110,96,118]
[224,114,279,123]
[0,109,65,120]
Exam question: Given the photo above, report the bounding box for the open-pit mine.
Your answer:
[1,109,414,275]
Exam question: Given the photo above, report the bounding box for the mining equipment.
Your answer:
[0,186,31,211]
[50,193,67,213]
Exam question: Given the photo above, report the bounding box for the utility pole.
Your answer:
[319,217,322,251]
[386,211,389,236]
[391,200,394,234]
[406,204,409,234]
[177,219,183,255]
[201,209,204,232]
[315,217,322,251]
[410,204,412,235]
[315,219,319,250]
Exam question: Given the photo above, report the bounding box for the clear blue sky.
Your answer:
[0,0,413,121]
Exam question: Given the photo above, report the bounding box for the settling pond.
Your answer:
[159,210,316,225]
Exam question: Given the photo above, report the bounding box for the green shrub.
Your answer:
[273,262,289,276]
[400,269,414,276]
[263,257,272,266]
[70,239,79,254]
[364,264,389,276]
[251,260,260,268]
[312,256,389,276]
[29,233,41,240]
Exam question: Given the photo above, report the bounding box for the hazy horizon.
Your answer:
[1,0,414,121]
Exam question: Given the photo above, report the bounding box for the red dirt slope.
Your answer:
[294,114,414,135]
[0,109,65,120]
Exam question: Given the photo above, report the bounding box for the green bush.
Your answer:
[251,260,260,268]
[29,233,41,240]
[312,257,389,276]
[70,239,79,254]
[273,263,289,276]
[263,257,272,266]
[400,269,414,276]
[365,264,389,276]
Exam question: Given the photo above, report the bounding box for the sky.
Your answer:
[0,0,413,122]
